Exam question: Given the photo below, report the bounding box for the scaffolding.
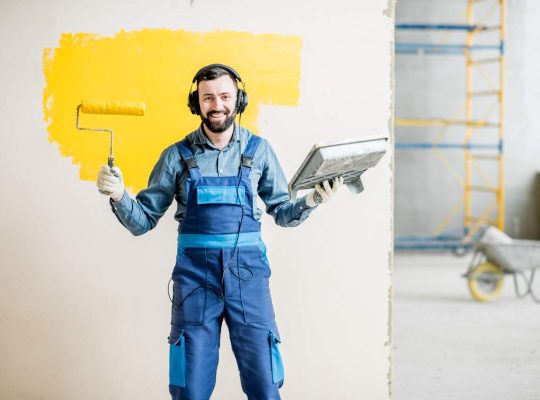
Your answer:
[395,0,506,251]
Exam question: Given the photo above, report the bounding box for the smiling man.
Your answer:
[96,64,343,400]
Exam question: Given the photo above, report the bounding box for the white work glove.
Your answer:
[306,176,344,208]
[97,165,125,202]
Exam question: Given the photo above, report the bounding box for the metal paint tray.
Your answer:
[289,136,388,200]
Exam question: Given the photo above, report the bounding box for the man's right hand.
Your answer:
[97,165,125,202]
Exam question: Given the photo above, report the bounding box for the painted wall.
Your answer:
[0,1,394,399]
[395,0,540,240]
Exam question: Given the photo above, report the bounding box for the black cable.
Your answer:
[168,279,222,306]
[220,109,254,300]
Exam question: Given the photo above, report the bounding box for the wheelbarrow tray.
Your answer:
[478,240,540,273]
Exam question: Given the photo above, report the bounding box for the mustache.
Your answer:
[208,109,230,116]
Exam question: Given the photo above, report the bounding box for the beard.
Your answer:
[201,109,237,133]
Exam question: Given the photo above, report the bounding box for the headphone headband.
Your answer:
[192,63,243,84]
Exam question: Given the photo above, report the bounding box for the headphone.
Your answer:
[187,63,248,116]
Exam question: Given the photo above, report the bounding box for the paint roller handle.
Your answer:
[108,157,114,168]
[106,157,122,183]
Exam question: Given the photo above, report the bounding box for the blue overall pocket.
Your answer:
[172,247,207,325]
[196,186,245,205]
[238,246,275,323]
[169,329,186,387]
[269,331,284,385]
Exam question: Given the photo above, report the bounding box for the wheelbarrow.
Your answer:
[463,226,540,303]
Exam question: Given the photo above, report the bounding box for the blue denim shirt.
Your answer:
[110,124,316,236]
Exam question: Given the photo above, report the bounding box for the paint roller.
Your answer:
[76,99,146,168]
[76,99,145,194]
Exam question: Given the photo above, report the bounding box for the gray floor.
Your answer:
[392,251,540,400]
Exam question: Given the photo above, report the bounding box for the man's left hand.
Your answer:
[306,176,344,208]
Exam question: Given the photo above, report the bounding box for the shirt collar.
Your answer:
[191,123,240,148]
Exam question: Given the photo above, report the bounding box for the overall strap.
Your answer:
[175,138,201,179]
[240,135,261,177]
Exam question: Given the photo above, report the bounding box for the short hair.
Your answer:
[196,65,238,88]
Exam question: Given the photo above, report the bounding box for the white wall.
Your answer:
[0,1,394,398]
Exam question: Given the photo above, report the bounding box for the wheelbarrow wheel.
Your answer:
[467,262,504,302]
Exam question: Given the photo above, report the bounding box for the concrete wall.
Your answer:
[0,1,393,399]
[395,0,540,239]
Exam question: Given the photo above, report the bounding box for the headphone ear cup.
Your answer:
[237,89,248,114]
[188,90,200,115]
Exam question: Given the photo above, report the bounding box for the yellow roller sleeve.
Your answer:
[80,99,146,116]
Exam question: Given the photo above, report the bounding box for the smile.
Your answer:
[209,113,225,119]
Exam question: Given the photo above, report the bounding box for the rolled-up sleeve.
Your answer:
[258,141,317,227]
[110,145,180,236]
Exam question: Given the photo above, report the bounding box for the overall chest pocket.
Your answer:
[196,186,245,205]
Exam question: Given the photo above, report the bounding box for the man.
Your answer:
[97,64,343,400]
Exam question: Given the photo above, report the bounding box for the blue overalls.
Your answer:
[168,135,284,400]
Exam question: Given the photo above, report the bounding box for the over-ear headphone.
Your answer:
[187,64,248,116]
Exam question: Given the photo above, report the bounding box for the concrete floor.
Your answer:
[392,251,540,400]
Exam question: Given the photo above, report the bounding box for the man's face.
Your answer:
[198,75,238,133]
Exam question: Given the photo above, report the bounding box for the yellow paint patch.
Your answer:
[43,29,302,192]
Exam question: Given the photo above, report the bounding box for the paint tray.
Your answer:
[289,136,388,200]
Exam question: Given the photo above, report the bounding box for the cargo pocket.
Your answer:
[269,331,284,385]
[169,329,186,388]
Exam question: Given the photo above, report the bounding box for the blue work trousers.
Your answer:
[168,246,284,400]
